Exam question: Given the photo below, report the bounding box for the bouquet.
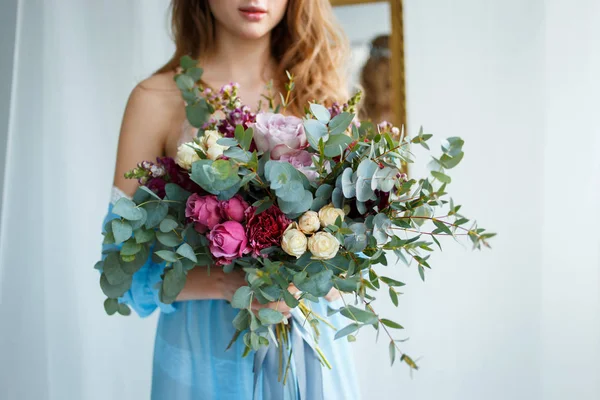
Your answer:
[97,56,494,373]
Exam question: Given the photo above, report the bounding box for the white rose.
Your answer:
[175,142,201,170]
[308,232,340,260]
[281,224,308,258]
[199,130,229,160]
[318,204,345,228]
[298,211,320,234]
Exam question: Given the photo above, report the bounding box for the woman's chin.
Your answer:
[231,25,272,41]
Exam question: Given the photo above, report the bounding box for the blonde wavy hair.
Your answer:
[157,0,349,114]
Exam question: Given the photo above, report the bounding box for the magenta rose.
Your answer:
[245,206,291,257]
[253,113,307,158]
[278,150,319,182]
[220,195,250,222]
[185,194,223,233]
[207,221,250,265]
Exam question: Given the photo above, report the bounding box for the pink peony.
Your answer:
[278,150,319,182]
[253,113,307,157]
[220,195,250,222]
[185,194,223,233]
[207,221,250,265]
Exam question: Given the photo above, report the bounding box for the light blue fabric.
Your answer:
[101,204,360,400]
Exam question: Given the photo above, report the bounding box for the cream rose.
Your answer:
[318,204,345,228]
[175,142,201,170]
[308,232,340,260]
[281,224,308,258]
[199,130,230,160]
[298,211,320,234]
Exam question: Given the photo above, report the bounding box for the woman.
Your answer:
[106,0,359,399]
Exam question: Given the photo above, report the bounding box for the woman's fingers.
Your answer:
[324,287,342,302]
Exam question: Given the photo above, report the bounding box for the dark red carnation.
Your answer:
[245,206,291,257]
[146,177,167,198]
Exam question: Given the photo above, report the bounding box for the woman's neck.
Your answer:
[202,26,276,90]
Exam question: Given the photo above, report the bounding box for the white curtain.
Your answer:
[0,1,598,400]
[0,1,173,399]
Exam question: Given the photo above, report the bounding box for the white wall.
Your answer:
[0,1,173,399]
[348,1,545,399]
[0,0,18,223]
[541,1,600,399]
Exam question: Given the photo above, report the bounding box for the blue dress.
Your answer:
[102,196,360,400]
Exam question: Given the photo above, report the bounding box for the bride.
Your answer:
[105,0,359,398]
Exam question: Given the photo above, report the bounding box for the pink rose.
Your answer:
[279,150,319,182]
[220,194,250,222]
[253,113,307,158]
[185,194,223,233]
[207,221,250,265]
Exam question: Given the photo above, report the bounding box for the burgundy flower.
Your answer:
[158,156,203,194]
[146,177,167,198]
[245,206,291,257]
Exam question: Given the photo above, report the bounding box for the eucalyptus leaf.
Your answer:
[155,250,178,263]
[334,323,359,340]
[100,273,132,299]
[134,228,155,244]
[144,202,169,229]
[231,286,253,309]
[176,243,198,263]
[121,239,141,256]
[258,308,285,325]
[186,101,211,128]
[162,267,187,299]
[156,231,181,247]
[341,168,357,198]
[293,269,333,297]
[103,252,129,285]
[328,112,354,135]
[381,319,404,329]
[324,134,352,158]
[112,220,132,245]
[112,198,144,221]
[104,298,119,315]
[160,218,179,233]
[310,103,331,123]
[340,305,378,325]
[304,119,329,150]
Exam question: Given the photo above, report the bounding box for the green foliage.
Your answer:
[95,67,495,373]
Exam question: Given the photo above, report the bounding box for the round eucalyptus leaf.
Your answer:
[112,198,145,221]
[258,308,285,325]
[100,273,132,299]
[341,168,357,198]
[103,252,130,285]
[112,220,132,245]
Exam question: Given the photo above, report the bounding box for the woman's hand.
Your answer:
[218,270,298,318]
[324,287,342,302]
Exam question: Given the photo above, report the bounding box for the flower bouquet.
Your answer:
[97,56,494,373]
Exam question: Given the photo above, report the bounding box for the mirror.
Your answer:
[331,0,406,129]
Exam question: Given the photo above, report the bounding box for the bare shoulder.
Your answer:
[127,72,184,120]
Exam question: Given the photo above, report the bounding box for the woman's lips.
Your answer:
[239,7,267,22]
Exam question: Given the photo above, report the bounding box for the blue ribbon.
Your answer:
[253,308,324,400]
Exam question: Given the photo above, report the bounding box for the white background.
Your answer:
[1,1,598,399]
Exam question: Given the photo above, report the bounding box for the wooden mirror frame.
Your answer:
[330,0,406,131]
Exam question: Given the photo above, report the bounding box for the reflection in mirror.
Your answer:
[333,2,392,123]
